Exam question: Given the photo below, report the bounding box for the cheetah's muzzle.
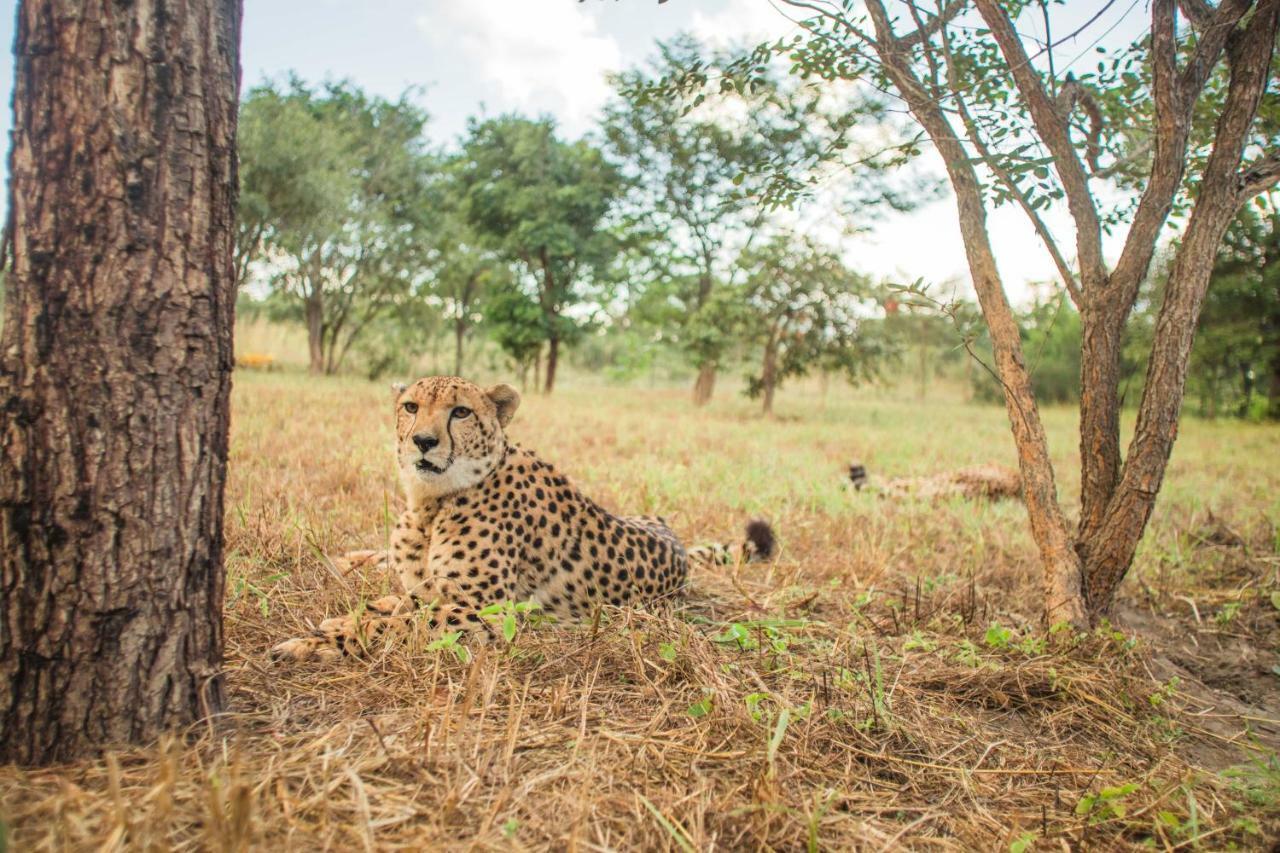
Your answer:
[416,458,449,474]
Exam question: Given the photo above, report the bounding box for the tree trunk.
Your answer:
[761,337,779,416]
[453,319,467,377]
[0,0,242,765]
[1268,353,1280,420]
[1077,0,1279,617]
[534,345,542,391]
[864,1,1088,628]
[545,334,560,394]
[692,363,717,407]
[305,292,325,375]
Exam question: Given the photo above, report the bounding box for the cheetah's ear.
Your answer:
[486,384,521,427]
[390,382,408,401]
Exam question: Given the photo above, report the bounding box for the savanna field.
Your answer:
[2,364,1279,851]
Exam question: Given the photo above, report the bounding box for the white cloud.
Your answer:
[416,0,622,137]
[689,0,798,48]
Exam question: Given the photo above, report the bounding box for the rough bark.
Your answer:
[0,0,242,764]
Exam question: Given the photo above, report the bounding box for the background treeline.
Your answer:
[233,38,1279,420]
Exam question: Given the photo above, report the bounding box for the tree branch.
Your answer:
[1178,0,1216,28]
[1238,149,1280,198]
[1055,75,1104,173]
[1180,0,1254,104]
[1106,0,1188,312]
[899,0,967,49]
[863,0,1087,627]
[938,18,1082,305]
[974,0,1107,291]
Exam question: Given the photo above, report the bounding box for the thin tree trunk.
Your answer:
[1268,354,1280,420]
[761,335,779,416]
[690,265,720,406]
[545,334,560,394]
[864,0,1087,627]
[453,319,467,377]
[0,0,242,764]
[534,345,542,392]
[305,291,324,375]
[692,363,717,407]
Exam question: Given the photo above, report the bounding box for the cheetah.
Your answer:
[272,376,775,661]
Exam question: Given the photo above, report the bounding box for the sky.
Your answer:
[0,1,1151,303]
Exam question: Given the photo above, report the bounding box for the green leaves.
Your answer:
[1076,782,1140,823]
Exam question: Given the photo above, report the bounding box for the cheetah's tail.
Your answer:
[687,519,776,569]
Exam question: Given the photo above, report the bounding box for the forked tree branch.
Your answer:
[938,18,1083,305]
[1181,0,1254,105]
[973,0,1107,291]
[899,0,967,48]
[1178,0,1216,28]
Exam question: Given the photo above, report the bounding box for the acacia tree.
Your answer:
[459,116,624,393]
[734,234,887,414]
[739,0,1280,625]
[238,79,436,374]
[612,37,915,405]
[1,0,242,763]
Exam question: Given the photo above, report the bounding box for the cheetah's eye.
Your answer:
[451,406,473,420]
[402,401,418,414]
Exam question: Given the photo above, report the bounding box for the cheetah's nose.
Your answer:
[413,433,439,453]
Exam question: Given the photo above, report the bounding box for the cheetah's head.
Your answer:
[391,376,520,501]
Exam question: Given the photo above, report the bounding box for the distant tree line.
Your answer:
[234,37,918,411]
[235,32,1277,422]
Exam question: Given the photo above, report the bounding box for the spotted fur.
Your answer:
[271,376,775,661]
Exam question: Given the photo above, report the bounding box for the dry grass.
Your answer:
[2,371,1279,851]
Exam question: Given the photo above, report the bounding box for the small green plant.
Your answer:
[1076,782,1140,823]
[1009,830,1036,853]
[955,639,982,668]
[425,630,469,663]
[744,691,770,722]
[501,818,519,839]
[1017,634,1047,655]
[1214,601,1241,626]
[228,570,289,616]
[984,622,1013,649]
[1148,676,1180,708]
[477,599,541,643]
[686,695,714,718]
[903,630,937,653]
[659,642,678,662]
